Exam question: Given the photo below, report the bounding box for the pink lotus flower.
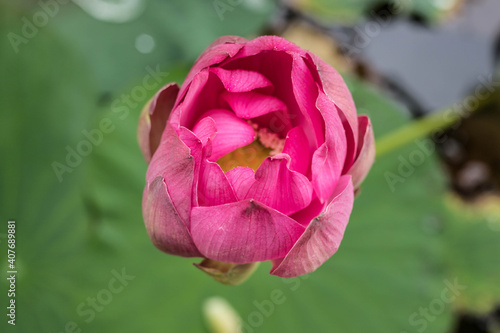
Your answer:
[138,35,375,281]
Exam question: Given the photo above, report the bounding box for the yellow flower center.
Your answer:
[217,125,285,172]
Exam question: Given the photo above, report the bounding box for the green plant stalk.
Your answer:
[375,105,466,158]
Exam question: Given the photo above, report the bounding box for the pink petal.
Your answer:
[291,55,324,148]
[270,176,354,277]
[232,35,307,59]
[170,69,211,128]
[282,126,311,176]
[138,83,179,163]
[348,115,375,189]
[191,199,305,264]
[306,53,359,169]
[172,71,229,131]
[210,68,272,93]
[198,159,237,206]
[177,127,204,208]
[176,36,247,107]
[204,35,248,51]
[249,110,293,138]
[289,195,326,227]
[222,91,287,119]
[202,109,256,162]
[142,177,201,257]
[146,125,197,225]
[221,46,296,137]
[311,91,347,202]
[226,166,255,200]
[192,116,217,145]
[243,155,313,216]
[177,126,204,160]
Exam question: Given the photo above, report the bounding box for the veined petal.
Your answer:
[191,199,305,264]
[348,115,375,189]
[226,166,255,200]
[244,155,313,216]
[170,69,211,128]
[222,91,287,119]
[192,116,217,145]
[221,47,297,137]
[177,36,247,106]
[138,83,179,163]
[311,91,347,202]
[204,35,248,51]
[270,176,354,277]
[146,124,197,225]
[198,159,237,206]
[202,109,256,162]
[177,127,204,209]
[143,177,201,257]
[290,195,326,227]
[291,55,324,148]
[306,53,359,168]
[282,126,311,176]
[233,35,307,59]
[210,68,272,93]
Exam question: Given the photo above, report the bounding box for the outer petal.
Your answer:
[170,69,211,128]
[243,155,313,216]
[291,55,324,148]
[270,176,354,277]
[306,53,359,168]
[311,92,347,202]
[290,195,325,227]
[232,35,308,59]
[138,83,179,163]
[348,115,375,189]
[143,177,201,257]
[147,124,197,225]
[191,199,305,264]
[177,127,204,208]
[204,35,248,52]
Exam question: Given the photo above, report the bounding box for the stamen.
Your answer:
[250,121,285,156]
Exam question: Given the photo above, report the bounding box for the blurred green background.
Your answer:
[1,0,499,332]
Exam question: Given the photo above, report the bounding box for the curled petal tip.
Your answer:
[348,115,375,189]
[270,176,354,278]
[138,83,179,163]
